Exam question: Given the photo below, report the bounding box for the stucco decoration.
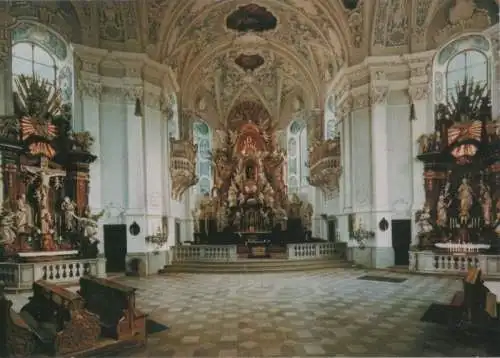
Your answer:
[0,10,15,65]
[11,22,67,60]
[148,0,350,128]
[372,0,410,48]
[426,0,497,48]
[7,1,82,43]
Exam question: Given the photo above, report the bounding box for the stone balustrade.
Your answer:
[410,250,500,277]
[172,245,238,262]
[286,242,338,260]
[0,257,107,291]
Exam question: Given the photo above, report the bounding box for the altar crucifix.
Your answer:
[22,157,66,250]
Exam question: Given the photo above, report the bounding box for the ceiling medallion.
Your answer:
[235,54,265,71]
[226,4,277,33]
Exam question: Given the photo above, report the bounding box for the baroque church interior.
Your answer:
[0,0,499,356]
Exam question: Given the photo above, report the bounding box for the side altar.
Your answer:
[411,80,500,276]
[0,75,105,290]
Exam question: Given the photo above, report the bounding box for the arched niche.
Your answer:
[432,34,492,105]
[11,21,74,105]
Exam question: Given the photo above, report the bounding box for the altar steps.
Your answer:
[161,257,350,274]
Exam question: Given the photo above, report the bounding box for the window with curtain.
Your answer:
[12,42,57,86]
[193,120,212,195]
[446,50,488,100]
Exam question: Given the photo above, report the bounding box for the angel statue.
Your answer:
[0,208,17,245]
[77,208,105,243]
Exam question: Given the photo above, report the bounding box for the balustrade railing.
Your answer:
[0,257,106,291]
[172,245,238,262]
[287,242,337,260]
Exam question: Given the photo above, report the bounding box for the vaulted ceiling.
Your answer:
[4,0,498,125]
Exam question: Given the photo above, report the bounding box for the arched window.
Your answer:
[325,118,338,139]
[287,120,308,192]
[446,50,488,98]
[434,35,491,103]
[11,23,73,104]
[193,120,212,195]
[12,43,57,87]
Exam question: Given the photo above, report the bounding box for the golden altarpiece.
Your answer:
[415,80,499,254]
[0,75,103,261]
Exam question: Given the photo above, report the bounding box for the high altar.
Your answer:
[193,102,314,245]
[0,75,103,262]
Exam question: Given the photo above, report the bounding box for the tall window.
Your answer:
[325,118,338,139]
[12,42,57,87]
[193,120,211,195]
[287,120,308,192]
[434,35,490,103]
[446,50,488,99]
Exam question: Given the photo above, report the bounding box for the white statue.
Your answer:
[417,205,433,234]
[0,208,16,245]
[77,208,104,243]
[61,196,77,231]
[436,194,449,227]
[458,178,474,225]
[479,180,492,226]
[15,194,33,234]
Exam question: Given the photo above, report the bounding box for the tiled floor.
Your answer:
[8,269,493,356]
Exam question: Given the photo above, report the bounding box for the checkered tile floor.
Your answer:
[7,269,493,356]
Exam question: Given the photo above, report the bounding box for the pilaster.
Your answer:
[484,24,500,120]
[369,69,394,268]
[406,52,434,246]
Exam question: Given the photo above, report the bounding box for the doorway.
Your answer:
[104,224,127,272]
[327,220,336,242]
[391,220,412,266]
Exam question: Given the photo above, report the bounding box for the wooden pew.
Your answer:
[20,280,101,356]
[0,281,37,357]
[78,276,147,345]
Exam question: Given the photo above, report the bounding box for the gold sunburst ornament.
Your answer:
[13,74,62,158]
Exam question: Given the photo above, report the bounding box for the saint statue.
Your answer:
[0,207,16,245]
[436,193,449,227]
[479,179,492,226]
[40,209,56,251]
[15,194,33,234]
[217,202,228,232]
[458,178,474,225]
[61,196,77,232]
[417,204,434,235]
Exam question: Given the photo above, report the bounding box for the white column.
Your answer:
[124,84,147,253]
[370,82,394,268]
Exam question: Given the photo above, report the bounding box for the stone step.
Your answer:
[161,258,351,273]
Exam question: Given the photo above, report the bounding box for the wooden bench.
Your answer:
[20,280,101,356]
[78,276,147,344]
[0,281,37,357]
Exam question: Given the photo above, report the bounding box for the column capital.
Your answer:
[408,83,430,102]
[370,85,388,105]
[77,77,102,99]
[122,83,144,103]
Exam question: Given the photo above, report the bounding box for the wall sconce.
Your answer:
[135,98,143,117]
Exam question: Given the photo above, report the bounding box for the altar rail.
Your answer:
[409,251,500,277]
[0,257,107,291]
[287,243,338,260]
[172,243,343,263]
[172,245,238,262]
